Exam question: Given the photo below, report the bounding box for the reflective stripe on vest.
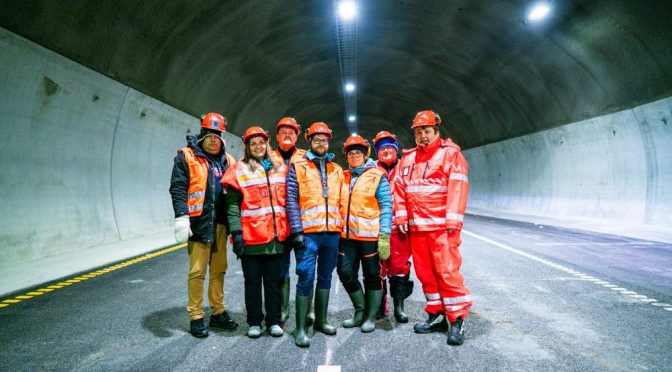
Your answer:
[223,161,289,245]
[340,168,384,241]
[181,148,208,217]
[294,159,343,233]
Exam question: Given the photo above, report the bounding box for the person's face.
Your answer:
[377,145,397,165]
[414,126,438,146]
[310,135,329,156]
[249,136,267,160]
[347,149,365,168]
[276,127,298,150]
[202,134,222,155]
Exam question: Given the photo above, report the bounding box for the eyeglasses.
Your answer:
[312,137,329,144]
[347,151,364,157]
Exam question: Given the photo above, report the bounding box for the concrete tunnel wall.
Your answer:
[0,28,243,275]
[465,96,672,240]
[1,25,671,295]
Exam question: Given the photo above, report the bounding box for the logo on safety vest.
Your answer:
[402,166,410,176]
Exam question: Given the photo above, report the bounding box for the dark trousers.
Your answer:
[337,238,382,293]
[241,253,283,327]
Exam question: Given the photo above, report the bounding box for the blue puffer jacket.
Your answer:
[286,150,337,234]
[348,158,392,235]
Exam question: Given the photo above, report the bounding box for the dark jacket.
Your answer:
[169,134,232,243]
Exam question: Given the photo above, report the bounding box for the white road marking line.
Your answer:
[463,229,669,314]
[317,366,341,372]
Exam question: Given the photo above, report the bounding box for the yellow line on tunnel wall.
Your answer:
[0,243,186,310]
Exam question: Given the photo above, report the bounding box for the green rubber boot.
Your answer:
[293,295,310,347]
[343,290,365,328]
[361,289,383,333]
[313,289,337,335]
[280,278,290,324]
[306,291,315,326]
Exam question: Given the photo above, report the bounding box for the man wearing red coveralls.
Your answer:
[394,110,471,346]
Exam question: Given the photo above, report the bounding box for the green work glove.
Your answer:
[378,234,391,260]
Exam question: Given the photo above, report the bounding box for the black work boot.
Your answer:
[447,318,465,346]
[313,289,337,335]
[343,290,365,328]
[393,298,409,323]
[190,318,209,338]
[209,310,238,330]
[413,313,448,334]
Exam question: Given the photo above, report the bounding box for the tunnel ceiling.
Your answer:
[1,0,671,150]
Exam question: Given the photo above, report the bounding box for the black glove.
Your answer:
[232,231,245,259]
[291,233,306,250]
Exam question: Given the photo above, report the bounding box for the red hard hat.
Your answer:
[201,112,227,132]
[276,117,301,134]
[242,126,269,144]
[342,134,370,153]
[372,131,397,147]
[304,122,333,141]
[411,110,441,129]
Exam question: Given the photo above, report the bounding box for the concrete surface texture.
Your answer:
[0,28,243,275]
[466,96,672,241]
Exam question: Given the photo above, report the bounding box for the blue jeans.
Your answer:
[295,232,339,296]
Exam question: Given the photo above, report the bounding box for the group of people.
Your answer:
[169,110,472,348]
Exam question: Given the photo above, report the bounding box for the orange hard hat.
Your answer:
[242,126,269,144]
[411,110,441,129]
[276,117,301,134]
[201,112,227,132]
[304,122,333,141]
[372,131,397,147]
[342,134,371,157]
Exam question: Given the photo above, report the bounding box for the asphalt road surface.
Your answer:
[1,215,671,371]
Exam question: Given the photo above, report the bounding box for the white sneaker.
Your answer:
[269,324,283,337]
[247,326,262,338]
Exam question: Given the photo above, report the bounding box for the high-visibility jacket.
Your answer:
[340,167,385,241]
[220,161,289,245]
[292,158,343,233]
[181,147,235,217]
[393,137,469,231]
[273,147,307,165]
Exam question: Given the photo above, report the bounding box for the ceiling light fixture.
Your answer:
[527,2,551,22]
[338,1,357,21]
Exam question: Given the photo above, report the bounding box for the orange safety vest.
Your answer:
[293,158,343,233]
[393,138,469,231]
[181,148,234,217]
[221,161,290,245]
[340,168,384,241]
[273,148,307,165]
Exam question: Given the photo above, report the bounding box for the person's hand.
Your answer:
[399,223,408,234]
[175,215,192,243]
[292,233,306,250]
[232,231,245,259]
[378,234,391,260]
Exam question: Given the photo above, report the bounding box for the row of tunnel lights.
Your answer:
[335,0,552,130]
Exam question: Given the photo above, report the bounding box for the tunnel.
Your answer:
[1,1,671,370]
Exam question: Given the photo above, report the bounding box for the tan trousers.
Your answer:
[187,224,229,320]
